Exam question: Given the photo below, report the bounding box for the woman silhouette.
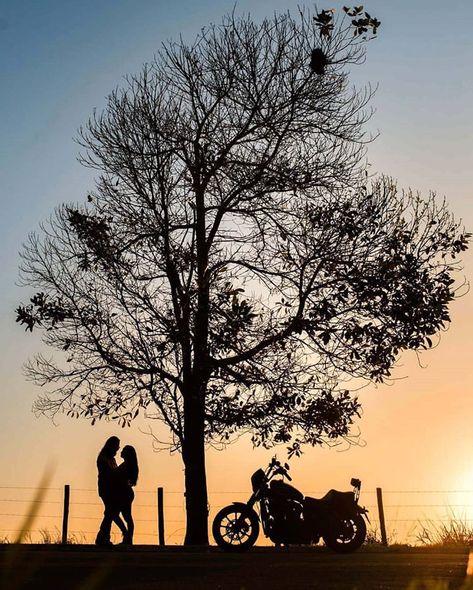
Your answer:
[116,445,139,545]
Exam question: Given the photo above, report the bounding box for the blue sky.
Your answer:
[1,0,472,261]
[0,0,472,542]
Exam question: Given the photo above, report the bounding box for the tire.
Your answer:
[322,513,367,553]
[212,504,260,552]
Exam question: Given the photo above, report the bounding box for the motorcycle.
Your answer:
[212,457,368,553]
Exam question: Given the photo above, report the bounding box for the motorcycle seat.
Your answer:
[321,489,354,503]
[304,490,355,511]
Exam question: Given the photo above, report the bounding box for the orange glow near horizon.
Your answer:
[1,273,472,545]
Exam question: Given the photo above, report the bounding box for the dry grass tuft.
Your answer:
[416,513,473,547]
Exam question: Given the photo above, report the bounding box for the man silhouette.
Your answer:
[95,436,127,546]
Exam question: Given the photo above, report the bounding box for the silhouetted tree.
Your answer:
[16,7,468,545]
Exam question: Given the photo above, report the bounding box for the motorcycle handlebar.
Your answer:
[266,458,292,481]
[273,465,292,481]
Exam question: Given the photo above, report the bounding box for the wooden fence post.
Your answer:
[62,484,70,545]
[376,487,388,546]
[157,487,165,546]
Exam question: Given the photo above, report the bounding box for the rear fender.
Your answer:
[305,493,369,527]
[327,491,361,516]
[321,492,369,524]
[334,503,370,526]
[357,505,370,524]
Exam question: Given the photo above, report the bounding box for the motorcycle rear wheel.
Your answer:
[323,513,366,553]
[212,504,260,552]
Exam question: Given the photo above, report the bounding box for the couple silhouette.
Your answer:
[95,436,139,546]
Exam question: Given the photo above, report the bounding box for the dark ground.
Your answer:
[0,545,470,590]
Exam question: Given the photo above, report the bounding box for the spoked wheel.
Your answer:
[323,513,367,553]
[212,504,260,552]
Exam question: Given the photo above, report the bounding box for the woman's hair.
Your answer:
[121,445,139,485]
[98,436,120,459]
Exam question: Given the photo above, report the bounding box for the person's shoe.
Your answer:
[95,537,113,547]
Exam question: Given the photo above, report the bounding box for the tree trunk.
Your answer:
[180,174,210,545]
[182,393,209,545]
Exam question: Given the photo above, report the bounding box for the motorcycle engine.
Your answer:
[268,481,305,543]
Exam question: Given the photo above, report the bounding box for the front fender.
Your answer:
[231,502,259,520]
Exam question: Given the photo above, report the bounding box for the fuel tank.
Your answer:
[269,479,304,502]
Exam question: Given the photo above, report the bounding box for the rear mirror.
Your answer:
[350,477,361,489]
[284,463,290,470]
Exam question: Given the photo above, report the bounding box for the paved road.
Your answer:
[0,546,470,590]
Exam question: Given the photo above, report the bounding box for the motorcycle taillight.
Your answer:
[350,478,361,490]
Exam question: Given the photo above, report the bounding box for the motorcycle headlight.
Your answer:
[251,468,266,491]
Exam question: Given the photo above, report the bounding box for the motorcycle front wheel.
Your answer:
[322,513,367,553]
[212,504,260,552]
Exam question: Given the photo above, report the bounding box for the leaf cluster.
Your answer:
[16,292,73,332]
[343,6,381,37]
[314,6,381,39]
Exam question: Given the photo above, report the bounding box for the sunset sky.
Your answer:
[0,0,472,544]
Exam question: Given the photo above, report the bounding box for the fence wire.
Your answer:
[2,486,473,545]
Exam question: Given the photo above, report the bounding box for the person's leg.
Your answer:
[113,511,128,538]
[106,493,127,540]
[96,497,114,545]
[128,492,135,543]
[121,502,134,544]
